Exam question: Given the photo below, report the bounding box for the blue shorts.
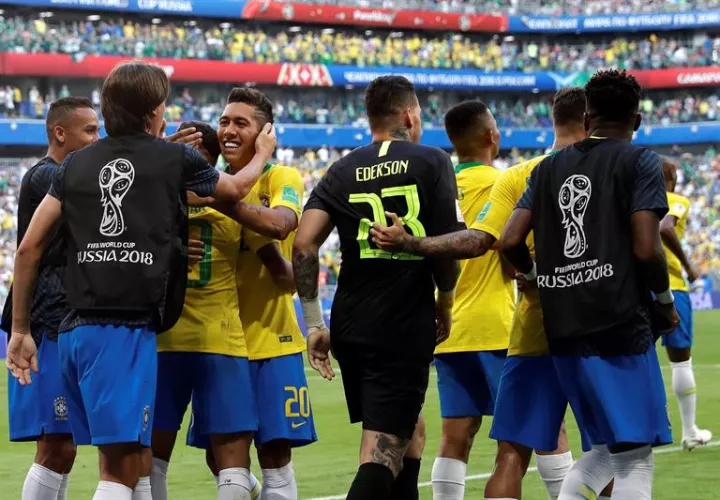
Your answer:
[250,353,318,447]
[58,325,157,447]
[8,334,72,441]
[490,355,572,452]
[662,291,693,349]
[435,350,506,418]
[552,344,673,452]
[156,351,257,448]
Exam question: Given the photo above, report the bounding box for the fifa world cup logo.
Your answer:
[558,174,591,259]
[99,158,135,237]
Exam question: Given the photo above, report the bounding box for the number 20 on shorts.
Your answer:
[349,184,426,260]
[285,386,311,418]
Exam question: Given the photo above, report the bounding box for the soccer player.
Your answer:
[415,100,515,500]
[293,75,464,500]
[2,97,99,500]
[659,158,712,450]
[150,121,262,500]
[500,69,677,500]
[226,88,316,499]
[370,88,592,500]
[7,61,276,500]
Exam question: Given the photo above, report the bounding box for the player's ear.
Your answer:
[53,125,65,146]
[633,113,642,132]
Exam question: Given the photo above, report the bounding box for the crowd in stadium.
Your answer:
[1,143,718,308]
[3,83,720,128]
[308,0,717,15]
[1,14,719,72]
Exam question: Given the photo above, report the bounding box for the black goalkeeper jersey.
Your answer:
[304,140,465,357]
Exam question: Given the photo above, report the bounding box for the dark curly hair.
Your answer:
[226,87,274,126]
[178,121,221,164]
[584,69,642,124]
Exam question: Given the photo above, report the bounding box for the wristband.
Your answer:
[300,296,326,331]
[655,288,674,305]
[523,261,537,281]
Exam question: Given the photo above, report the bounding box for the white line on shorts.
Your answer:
[304,441,720,499]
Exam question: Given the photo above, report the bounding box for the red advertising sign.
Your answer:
[0,53,335,86]
[241,0,508,33]
[632,66,720,89]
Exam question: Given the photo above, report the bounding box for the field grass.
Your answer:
[1,310,719,499]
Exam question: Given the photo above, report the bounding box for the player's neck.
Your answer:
[46,146,67,165]
[551,125,586,152]
[456,152,494,167]
[372,127,410,143]
[587,124,634,142]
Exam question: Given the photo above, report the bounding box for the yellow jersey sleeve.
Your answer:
[663,192,691,292]
[471,167,522,240]
[267,166,304,218]
[436,165,514,354]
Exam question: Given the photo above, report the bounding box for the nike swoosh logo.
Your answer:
[291,421,307,429]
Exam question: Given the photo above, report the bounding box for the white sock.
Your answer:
[132,476,152,500]
[22,463,64,500]
[432,457,467,500]
[484,498,517,499]
[58,474,70,500]
[599,497,612,499]
[218,467,251,500]
[609,445,653,500]
[94,480,133,500]
[151,458,169,500]
[260,463,296,499]
[671,359,698,437]
[536,452,573,498]
[557,445,614,500]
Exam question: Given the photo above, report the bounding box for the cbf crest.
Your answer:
[54,397,68,421]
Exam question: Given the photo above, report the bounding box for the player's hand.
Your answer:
[255,123,277,159]
[370,212,409,252]
[515,272,537,293]
[6,332,38,386]
[187,238,205,271]
[307,327,335,381]
[166,126,202,148]
[686,263,700,284]
[652,301,680,334]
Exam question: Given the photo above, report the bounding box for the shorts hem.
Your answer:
[248,349,306,362]
[90,434,149,446]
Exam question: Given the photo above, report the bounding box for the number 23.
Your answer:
[349,184,426,260]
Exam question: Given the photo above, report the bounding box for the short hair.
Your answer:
[444,100,490,142]
[364,76,417,129]
[45,96,94,143]
[226,87,274,125]
[552,87,586,127]
[101,61,169,136]
[584,69,642,124]
[178,121,221,164]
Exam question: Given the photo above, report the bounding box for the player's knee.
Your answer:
[150,430,177,463]
[439,417,481,461]
[361,431,410,477]
[556,420,570,452]
[205,448,220,476]
[98,442,143,488]
[258,439,292,469]
[406,416,427,459]
[36,437,77,473]
[495,441,532,477]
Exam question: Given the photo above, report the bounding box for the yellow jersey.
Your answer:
[472,154,549,356]
[664,191,691,292]
[237,163,306,360]
[436,162,514,355]
[157,206,247,357]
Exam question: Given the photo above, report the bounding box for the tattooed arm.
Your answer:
[293,208,336,380]
[370,212,495,259]
[212,199,297,240]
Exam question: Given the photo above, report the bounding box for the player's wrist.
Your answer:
[436,288,455,310]
[300,295,327,331]
[655,288,674,305]
[522,261,537,281]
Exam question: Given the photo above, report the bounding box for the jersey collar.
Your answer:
[454,161,489,174]
[262,162,273,174]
